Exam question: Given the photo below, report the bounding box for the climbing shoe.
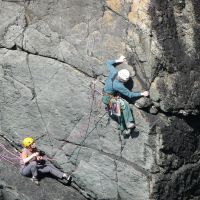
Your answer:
[31,177,39,185]
[63,173,72,184]
[63,173,71,180]
[60,174,72,185]
[126,122,135,129]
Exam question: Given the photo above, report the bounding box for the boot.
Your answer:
[126,122,135,129]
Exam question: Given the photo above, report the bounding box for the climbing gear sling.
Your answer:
[102,73,122,117]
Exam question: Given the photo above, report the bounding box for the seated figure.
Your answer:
[20,137,71,185]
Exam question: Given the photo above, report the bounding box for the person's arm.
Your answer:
[116,84,142,98]
[141,91,149,97]
[21,151,39,164]
[106,60,117,74]
[116,84,149,98]
[106,56,126,74]
[115,55,126,63]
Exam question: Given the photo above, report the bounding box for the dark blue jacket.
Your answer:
[103,60,142,98]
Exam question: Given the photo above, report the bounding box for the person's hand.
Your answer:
[116,55,126,63]
[141,91,149,97]
[32,152,39,158]
[36,156,43,161]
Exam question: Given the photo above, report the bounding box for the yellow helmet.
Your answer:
[22,137,34,148]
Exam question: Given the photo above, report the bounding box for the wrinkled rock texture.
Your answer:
[0,0,199,199]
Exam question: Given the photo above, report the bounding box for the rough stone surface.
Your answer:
[0,0,199,200]
[0,139,86,200]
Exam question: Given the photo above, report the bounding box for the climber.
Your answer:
[102,55,149,130]
[20,137,71,185]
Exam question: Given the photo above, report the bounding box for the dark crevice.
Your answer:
[147,104,199,119]
[127,47,151,90]
[10,44,17,50]
[0,133,22,152]
[61,139,150,178]
[104,5,128,22]
[148,2,200,194]
[192,0,200,64]
[184,112,200,131]
[20,47,96,79]
[149,0,198,74]
[30,88,36,100]
[25,53,54,148]
[114,159,122,200]
[2,45,98,82]
[70,181,96,200]
[118,131,125,158]
[153,160,200,200]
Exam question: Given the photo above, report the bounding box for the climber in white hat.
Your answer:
[102,55,149,130]
[117,69,130,82]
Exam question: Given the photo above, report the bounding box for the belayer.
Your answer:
[20,137,71,185]
[102,55,149,131]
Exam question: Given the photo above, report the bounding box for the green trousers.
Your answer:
[102,95,134,130]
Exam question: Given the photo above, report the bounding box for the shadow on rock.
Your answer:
[124,78,134,91]
[130,128,140,138]
[122,128,140,139]
[57,176,72,186]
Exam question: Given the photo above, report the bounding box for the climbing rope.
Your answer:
[0,80,106,166]
[0,141,59,167]
[0,78,107,168]
[66,80,107,165]
[0,143,21,166]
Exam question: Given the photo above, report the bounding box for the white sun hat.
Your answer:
[118,69,130,82]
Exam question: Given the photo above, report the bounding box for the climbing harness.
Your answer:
[110,99,121,117]
[102,91,121,117]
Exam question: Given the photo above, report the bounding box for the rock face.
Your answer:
[0,0,199,200]
[0,140,86,200]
